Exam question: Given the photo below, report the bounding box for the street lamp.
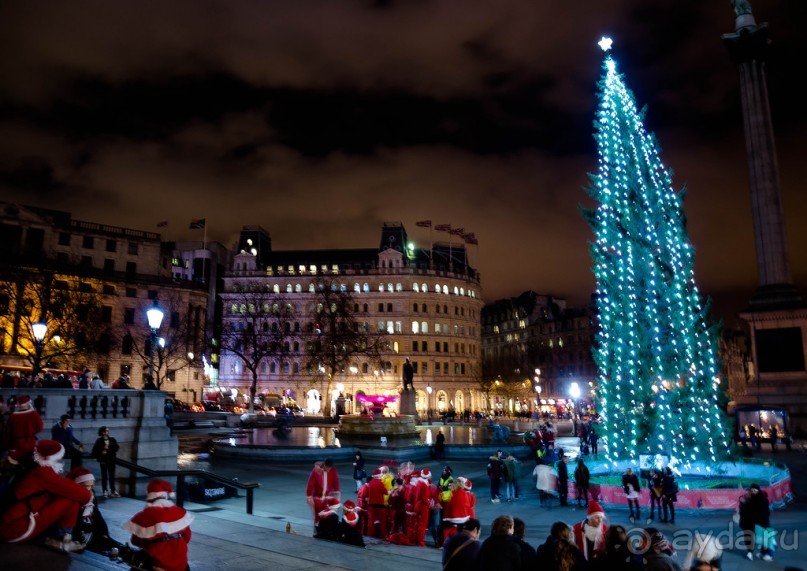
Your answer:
[187,352,194,402]
[569,381,581,420]
[146,302,164,387]
[31,320,48,378]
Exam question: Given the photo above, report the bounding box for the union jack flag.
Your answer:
[415,220,432,228]
[448,227,465,236]
[434,224,452,232]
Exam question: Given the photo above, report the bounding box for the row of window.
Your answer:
[229,300,477,322]
[231,358,469,377]
[58,232,141,255]
[410,340,476,356]
[252,281,477,298]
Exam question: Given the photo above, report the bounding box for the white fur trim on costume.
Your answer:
[73,473,95,485]
[34,447,65,468]
[8,513,38,543]
[146,491,176,501]
[122,511,195,539]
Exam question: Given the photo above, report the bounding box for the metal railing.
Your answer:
[113,457,260,514]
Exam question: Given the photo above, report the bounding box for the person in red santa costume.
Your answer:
[338,500,365,547]
[0,439,91,551]
[305,458,341,527]
[411,468,432,547]
[364,468,389,538]
[314,496,341,541]
[572,499,608,561]
[3,395,44,466]
[441,476,475,545]
[122,478,194,571]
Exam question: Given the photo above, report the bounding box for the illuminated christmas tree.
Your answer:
[585,38,731,463]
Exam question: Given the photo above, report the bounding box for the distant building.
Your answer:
[0,202,208,395]
[481,291,597,415]
[219,222,485,416]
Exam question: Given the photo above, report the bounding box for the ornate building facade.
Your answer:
[218,222,485,416]
[0,202,208,396]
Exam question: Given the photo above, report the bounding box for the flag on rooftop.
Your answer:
[156,220,168,228]
[189,218,206,230]
[434,223,452,232]
[415,220,432,228]
[462,232,476,243]
[448,227,465,236]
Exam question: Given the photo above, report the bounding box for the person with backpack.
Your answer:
[0,440,91,551]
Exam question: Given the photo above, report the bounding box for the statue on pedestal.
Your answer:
[402,358,414,391]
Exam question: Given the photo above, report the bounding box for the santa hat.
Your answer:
[420,468,432,480]
[343,510,360,526]
[462,477,473,491]
[318,498,341,518]
[16,395,31,408]
[67,466,95,485]
[343,500,356,512]
[146,478,176,501]
[372,469,383,479]
[587,500,605,519]
[33,440,65,468]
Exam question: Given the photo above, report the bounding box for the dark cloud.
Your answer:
[0,0,804,321]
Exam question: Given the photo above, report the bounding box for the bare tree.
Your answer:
[120,290,206,390]
[303,279,387,417]
[0,270,114,374]
[219,284,296,412]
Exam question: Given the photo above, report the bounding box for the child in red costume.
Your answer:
[122,479,194,571]
[0,440,91,551]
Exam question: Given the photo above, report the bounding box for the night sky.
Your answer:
[1,1,805,323]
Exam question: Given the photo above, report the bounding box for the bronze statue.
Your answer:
[402,358,414,391]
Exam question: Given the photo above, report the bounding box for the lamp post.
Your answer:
[186,352,194,402]
[146,302,164,387]
[31,320,48,378]
[426,384,433,421]
[569,381,581,421]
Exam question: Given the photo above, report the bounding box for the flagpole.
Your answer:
[202,219,208,286]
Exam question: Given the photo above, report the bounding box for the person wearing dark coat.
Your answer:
[536,521,588,571]
[513,518,537,569]
[443,518,482,571]
[622,468,641,522]
[589,525,642,571]
[479,515,521,571]
[738,483,772,560]
[556,450,569,506]
[90,426,120,498]
[574,458,590,507]
[660,468,678,524]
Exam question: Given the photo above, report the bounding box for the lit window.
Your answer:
[421,321,429,334]
[295,284,302,293]
[309,283,315,293]
[310,265,317,274]
[412,322,420,334]
[287,265,295,275]
[363,283,370,292]
[453,287,459,295]
[413,283,420,292]
[286,284,292,293]
[387,283,393,292]
[331,264,339,274]
[354,283,360,292]
[273,284,280,293]
[396,283,402,292]
[422,283,428,292]
[460,288,465,296]
[298,265,306,274]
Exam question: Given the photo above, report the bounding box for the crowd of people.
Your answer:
[307,457,479,548]
[0,369,133,391]
[0,393,193,569]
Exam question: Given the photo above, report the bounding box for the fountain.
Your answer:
[334,394,421,447]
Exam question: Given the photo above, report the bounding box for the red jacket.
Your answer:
[123,500,194,571]
[0,465,92,542]
[572,520,608,561]
[305,463,341,501]
[444,488,474,523]
[3,408,43,459]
